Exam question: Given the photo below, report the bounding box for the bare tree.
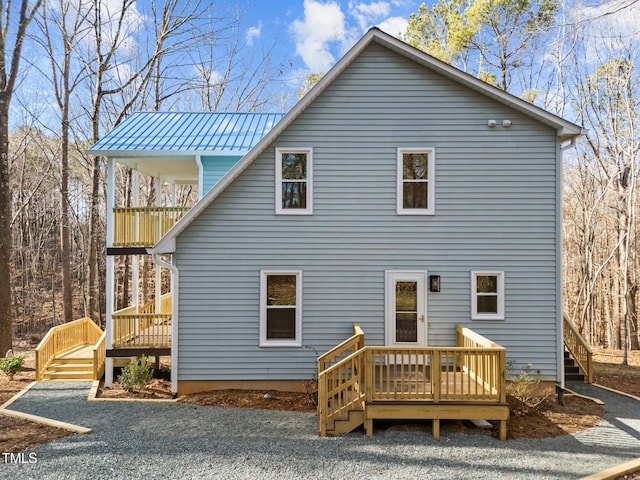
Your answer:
[0,0,43,355]
[35,0,92,323]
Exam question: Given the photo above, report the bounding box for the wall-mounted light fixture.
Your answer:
[503,119,512,128]
[487,120,497,128]
[429,275,441,293]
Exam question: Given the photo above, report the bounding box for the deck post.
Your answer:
[365,347,374,436]
[499,420,507,441]
[433,419,440,439]
[432,350,441,403]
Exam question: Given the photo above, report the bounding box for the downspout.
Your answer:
[152,251,179,398]
[556,134,579,392]
[196,155,204,199]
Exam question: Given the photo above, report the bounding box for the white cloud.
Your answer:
[349,1,391,32]
[246,23,262,46]
[377,15,408,37]
[291,0,347,72]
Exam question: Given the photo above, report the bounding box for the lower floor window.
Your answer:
[260,270,302,346]
[471,271,505,320]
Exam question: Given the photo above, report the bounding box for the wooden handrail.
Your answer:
[113,206,190,247]
[35,317,103,380]
[317,325,507,436]
[563,315,594,383]
[318,347,366,436]
[112,314,171,348]
[93,332,107,380]
[318,324,364,372]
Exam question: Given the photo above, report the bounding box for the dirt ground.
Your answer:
[1,347,639,455]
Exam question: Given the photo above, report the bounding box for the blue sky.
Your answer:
[242,0,415,74]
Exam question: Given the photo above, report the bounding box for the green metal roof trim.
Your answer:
[88,112,286,156]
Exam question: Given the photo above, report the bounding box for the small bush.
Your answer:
[0,355,25,381]
[118,356,154,392]
[506,364,550,413]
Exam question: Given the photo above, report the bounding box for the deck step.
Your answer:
[327,409,365,435]
[51,357,94,365]
[47,362,94,372]
[564,350,585,382]
[42,370,94,380]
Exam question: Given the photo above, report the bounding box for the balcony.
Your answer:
[112,293,172,349]
[113,207,190,248]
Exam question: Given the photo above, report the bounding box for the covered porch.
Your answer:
[318,324,509,439]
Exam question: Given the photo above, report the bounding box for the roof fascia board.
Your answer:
[88,149,249,158]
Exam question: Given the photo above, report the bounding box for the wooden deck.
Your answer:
[35,318,105,381]
[318,325,509,440]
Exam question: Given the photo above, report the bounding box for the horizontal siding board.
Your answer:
[175,41,561,382]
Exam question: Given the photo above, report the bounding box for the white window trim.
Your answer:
[260,270,303,347]
[397,147,435,215]
[471,271,505,320]
[275,147,313,215]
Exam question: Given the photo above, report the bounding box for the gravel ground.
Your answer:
[1,381,639,480]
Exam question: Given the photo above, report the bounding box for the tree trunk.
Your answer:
[60,114,73,324]
[0,100,12,356]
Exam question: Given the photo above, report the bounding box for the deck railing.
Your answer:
[563,315,594,383]
[318,324,507,436]
[111,293,172,348]
[318,324,366,436]
[93,332,107,380]
[113,206,190,247]
[365,346,505,402]
[35,317,103,380]
[318,324,364,372]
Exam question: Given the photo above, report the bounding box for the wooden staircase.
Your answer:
[36,317,106,381]
[318,324,510,440]
[563,316,593,383]
[564,350,586,382]
[41,344,96,380]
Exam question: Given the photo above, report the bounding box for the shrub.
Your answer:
[506,363,550,413]
[0,355,25,381]
[118,356,154,392]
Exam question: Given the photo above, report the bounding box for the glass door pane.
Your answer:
[395,281,417,342]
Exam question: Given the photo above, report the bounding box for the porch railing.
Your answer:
[113,206,190,247]
[365,346,505,402]
[318,325,366,436]
[111,293,172,348]
[35,317,103,380]
[317,324,507,436]
[563,315,594,383]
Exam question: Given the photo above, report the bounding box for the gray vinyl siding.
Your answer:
[175,42,561,382]
[201,155,242,193]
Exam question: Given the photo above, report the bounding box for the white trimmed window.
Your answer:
[471,271,505,320]
[260,270,302,346]
[397,148,435,215]
[276,148,313,214]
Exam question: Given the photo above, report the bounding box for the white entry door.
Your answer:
[385,271,427,346]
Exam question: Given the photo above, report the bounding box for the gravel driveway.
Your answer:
[1,381,639,480]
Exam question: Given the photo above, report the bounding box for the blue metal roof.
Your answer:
[88,112,285,156]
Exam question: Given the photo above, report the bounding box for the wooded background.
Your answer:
[1,0,639,362]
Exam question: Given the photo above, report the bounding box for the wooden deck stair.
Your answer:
[317,324,509,440]
[36,317,106,381]
[41,344,96,380]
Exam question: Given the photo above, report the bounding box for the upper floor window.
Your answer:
[276,148,313,215]
[471,271,505,320]
[397,148,435,215]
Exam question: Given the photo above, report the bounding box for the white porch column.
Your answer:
[132,168,140,313]
[105,157,116,388]
[155,177,162,313]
